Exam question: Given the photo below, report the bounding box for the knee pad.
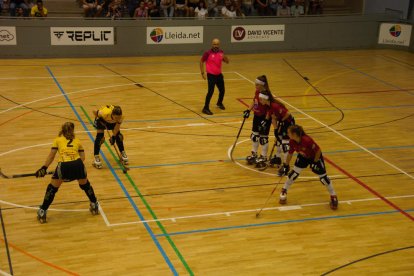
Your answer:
[259,136,269,146]
[288,170,300,181]
[319,174,331,186]
[281,139,290,153]
[250,132,259,142]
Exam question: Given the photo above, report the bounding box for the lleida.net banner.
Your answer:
[51,27,114,45]
[231,25,285,43]
[147,27,203,44]
[378,23,412,46]
[0,26,17,45]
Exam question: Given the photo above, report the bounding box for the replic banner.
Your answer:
[0,26,17,46]
[231,25,285,43]
[147,27,203,44]
[378,23,412,47]
[51,27,114,45]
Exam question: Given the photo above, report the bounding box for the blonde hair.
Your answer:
[59,122,75,140]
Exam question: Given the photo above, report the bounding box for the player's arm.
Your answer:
[223,54,229,64]
[113,122,121,136]
[281,111,291,122]
[199,57,206,80]
[36,149,57,177]
[313,148,322,163]
[79,150,86,162]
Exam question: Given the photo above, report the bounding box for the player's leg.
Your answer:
[247,115,261,165]
[203,74,216,115]
[115,132,128,164]
[37,172,63,223]
[256,119,271,169]
[93,126,105,168]
[311,156,338,209]
[216,73,225,110]
[79,178,99,215]
[279,154,308,204]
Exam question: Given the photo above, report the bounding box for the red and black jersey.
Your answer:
[268,102,292,122]
[253,89,268,116]
[288,134,320,159]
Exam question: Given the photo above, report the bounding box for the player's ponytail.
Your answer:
[59,122,75,140]
[288,125,306,137]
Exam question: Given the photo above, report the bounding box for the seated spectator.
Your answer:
[134,0,147,18]
[206,0,218,17]
[9,0,29,17]
[174,0,189,17]
[95,0,106,17]
[241,0,252,16]
[194,0,207,19]
[276,0,289,16]
[254,0,269,16]
[290,0,303,16]
[30,0,47,17]
[160,0,174,17]
[269,0,278,15]
[187,0,198,16]
[308,0,322,14]
[147,0,159,17]
[221,0,236,18]
[107,0,124,18]
[127,0,139,17]
[233,0,244,17]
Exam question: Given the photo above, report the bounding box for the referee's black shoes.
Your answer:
[202,107,213,115]
[217,103,225,110]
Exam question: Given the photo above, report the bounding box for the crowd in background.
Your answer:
[0,0,323,18]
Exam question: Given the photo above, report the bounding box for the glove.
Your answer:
[110,136,116,145]
[35,166,48,178]
[243,109,250,119]
[277,163,290,177]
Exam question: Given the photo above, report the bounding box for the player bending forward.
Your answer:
[278,125,338,210]
[35,122,99,223]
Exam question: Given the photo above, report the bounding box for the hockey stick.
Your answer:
[104,128,129,174]
[255,176,284,218]
[0,168,53,179]
[230,116,247,161]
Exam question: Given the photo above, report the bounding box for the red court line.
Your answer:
[237,88,414,100]
[324,157,414,222]
[237,98,249,107]
[1,238,79,275]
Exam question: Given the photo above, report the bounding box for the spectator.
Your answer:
[233,0,244,17]
[107,0,124,18]
[147,0,159,17]
[255,0,269,16]
[174,0,188,17]
[187,0,198,16]
[0,0,3,14]
[308,0,322,14]
[241,0,252,16]
[160,0,174,17]
[194,0,207,19]
[221,0,236,18]
[9,0,29,17]
[206,0,218,17]
[127,0,139,17]
[95,0,106,17]
[290,0,303,16]
[269,0,278,15]
[134,0,147,18]
[30,0,47,17]
[276,0,290,16]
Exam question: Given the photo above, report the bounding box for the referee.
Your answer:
[200,38,229,115]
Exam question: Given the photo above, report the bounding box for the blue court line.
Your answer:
[113,144,414,170]
[155,209,414,237]
[45,67,178,275]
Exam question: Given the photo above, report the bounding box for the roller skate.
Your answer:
[269,155,282,168]
[246,151,258,165]
[93,155,102,169]
[330,195,338,210]
[89,201,99,215]
[255,155,268,171]
[121,151,129,165]
[37,208,47,224]
[279,188,287,205]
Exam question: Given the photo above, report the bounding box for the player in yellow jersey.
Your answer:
[92,105,128,168]
[35,122,99,223]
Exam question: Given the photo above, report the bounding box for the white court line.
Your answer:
[233,71,414,180]
[99,204,111,227]
[0,200,89,212]
[0,269,12,276]
[106,194,414,227]
[227,138,342,178]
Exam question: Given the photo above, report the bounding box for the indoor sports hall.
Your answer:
[1,1,414,275]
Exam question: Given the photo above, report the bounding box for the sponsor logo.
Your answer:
[232,27,246,41]
[389,24,401,37]
[0,30,15,41]
[378,23,412,47]
[53,31,64,39]
[231,25,285,43]
[150,28,164,43]
[53,30,111,42]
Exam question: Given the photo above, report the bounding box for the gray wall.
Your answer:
[0,14,408,58]
[364,0,410,19]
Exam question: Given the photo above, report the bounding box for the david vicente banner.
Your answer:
[51,27,114,45]
[147,27,203,44]
[378,23,412,46]
[0,26,17,45]
[231,25,285,43]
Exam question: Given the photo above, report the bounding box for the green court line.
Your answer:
[80,106,193,275]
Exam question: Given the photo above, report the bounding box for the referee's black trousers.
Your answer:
[204,73,225,109]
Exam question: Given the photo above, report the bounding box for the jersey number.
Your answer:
[67,139,74,147]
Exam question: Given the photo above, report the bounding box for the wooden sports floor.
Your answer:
[0,49,413,275]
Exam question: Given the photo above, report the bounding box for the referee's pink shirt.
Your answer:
[201,49,224,75]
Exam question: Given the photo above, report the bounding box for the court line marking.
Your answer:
[46,67,180,275]
[105,194,414,227]
[155,209,414,237]
[0,269,11,276]
[233,71,414,180]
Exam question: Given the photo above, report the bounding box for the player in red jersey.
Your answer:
[257,90,295,169]
[243,75,271,168]
[278,125,338,210]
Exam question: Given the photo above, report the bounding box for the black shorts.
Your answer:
[294,154,327,175]
[96,118,117,131]
[252,114,271,135]
[52,159,87,182]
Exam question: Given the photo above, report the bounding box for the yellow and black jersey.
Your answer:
[52,136,84,162]
[97,105,124,124]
